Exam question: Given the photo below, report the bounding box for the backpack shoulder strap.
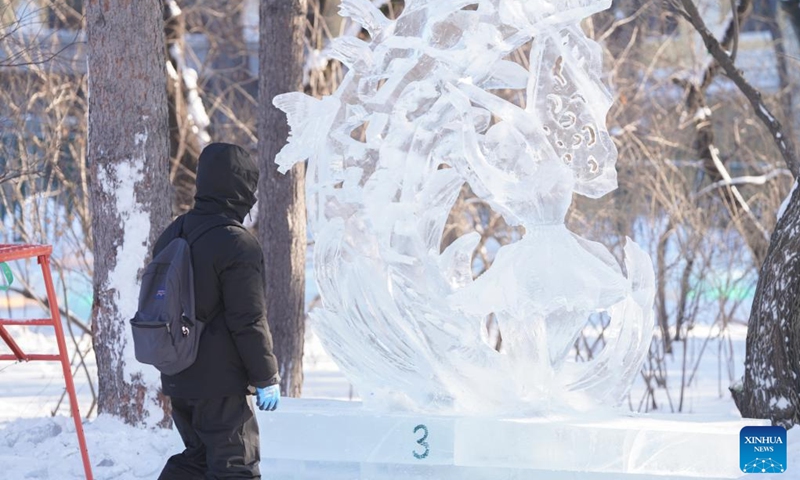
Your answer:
[185,215,246,247]
[176,214,188,238]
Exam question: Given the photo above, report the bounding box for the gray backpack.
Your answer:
[130,215,241,375]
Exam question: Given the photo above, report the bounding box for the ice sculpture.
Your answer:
[274,0,655,415]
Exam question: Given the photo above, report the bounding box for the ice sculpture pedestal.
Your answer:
[259,399,763,479]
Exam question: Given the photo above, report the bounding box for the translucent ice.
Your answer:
[274,0,655,414]
[257,399,757,479]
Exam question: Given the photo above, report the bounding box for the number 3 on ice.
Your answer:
[413,424,430,459]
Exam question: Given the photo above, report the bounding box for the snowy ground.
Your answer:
[1,302,798,479]
[0,323,356,479]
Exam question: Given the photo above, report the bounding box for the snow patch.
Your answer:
[0,415,180,480]
[165,0,181,18]
[777,180,797,221]
[693,106,712,121]
[759,102,775,123]
[772,396,790,410]
[182,69,211,144]
[168,42,211,146]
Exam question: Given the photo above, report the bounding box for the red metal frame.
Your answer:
[0,244,93,480]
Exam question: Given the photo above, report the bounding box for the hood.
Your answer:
[193,143,259,222]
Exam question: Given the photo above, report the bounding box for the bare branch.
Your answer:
[696,169,793,198]
[707,145,770,241]
[5,281,92,336]
[678,0,800,177]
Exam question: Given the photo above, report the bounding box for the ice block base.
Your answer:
[258,399,764,479]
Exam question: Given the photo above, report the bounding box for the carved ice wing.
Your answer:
[330,36,374,70]
[272,92,318,172]
[443,85,523,218]
[564,237,655,404]
[416,167,465,252]
[401,0,432,12]
[339,0,390,38]
[527,26,617,198]
[623,237,656,318]
[498,0,612,31]
[482,60,529,90]
[273,93,340,173]
[438,232,481,290]
[403,0,477,15]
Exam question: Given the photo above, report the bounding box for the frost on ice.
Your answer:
[275,0,655,414]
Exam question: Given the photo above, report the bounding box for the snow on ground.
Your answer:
[1,415,177,480]
[0,324,355,479]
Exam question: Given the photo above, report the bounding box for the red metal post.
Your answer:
[38,254,94,480]
[0,245,94,480]
[0,325,27,361]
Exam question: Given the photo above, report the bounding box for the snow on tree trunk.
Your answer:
[87,0,172,427]
[732,185,800,427]
[257,0,308,398]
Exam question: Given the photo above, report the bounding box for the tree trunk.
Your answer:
[732,186,800,427]
[257,0,308,398]
[86,0,172,427]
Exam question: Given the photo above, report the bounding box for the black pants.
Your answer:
[158,396,261,480]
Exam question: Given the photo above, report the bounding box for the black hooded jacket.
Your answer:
[153,143,280,398]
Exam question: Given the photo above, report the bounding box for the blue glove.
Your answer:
[255,385,280,411]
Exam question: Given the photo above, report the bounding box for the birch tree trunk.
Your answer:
[257,0,308,397]
[86,0,172,427]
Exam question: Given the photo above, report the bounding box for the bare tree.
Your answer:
[257,0,308,397]
[672,0,800,427]
[164,0,209,214]
[566,1,792,413]
[86,0,172,426]
[1,0,97,414]
[202,0,257,146]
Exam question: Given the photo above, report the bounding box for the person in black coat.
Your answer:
[156,143,281,480]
